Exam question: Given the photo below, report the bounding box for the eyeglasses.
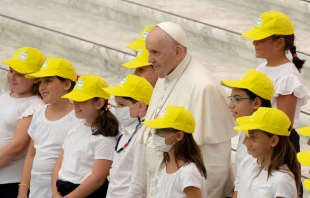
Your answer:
[227,96,251,105]
[155,128,180,137]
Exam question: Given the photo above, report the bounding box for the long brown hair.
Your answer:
[160,132,207,179]
[263,132,300,195]
[91,98,119,137]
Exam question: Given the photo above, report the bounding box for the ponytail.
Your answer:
[272,34,306,72]
[91,98,119,137]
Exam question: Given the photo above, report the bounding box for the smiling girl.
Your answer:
[0,47,45,197]
[52,75,119,198]
[18,57,79,198]
[233,107,300,198]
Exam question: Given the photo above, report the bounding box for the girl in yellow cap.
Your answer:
[0,47,45,197]
[233,107,300,198]
[142,105,207,198]
[52,75,119,198]
[222,69,274,172]
[242,11,309,157]
[18,58,79,198]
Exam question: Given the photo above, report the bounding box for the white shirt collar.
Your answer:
[166,54,191,82]
[122,117,145,135]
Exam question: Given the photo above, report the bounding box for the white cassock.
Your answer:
[141,54,237,198]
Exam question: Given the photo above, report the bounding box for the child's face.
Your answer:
[228,88,258,120]
[242,130,275,159]
[7,68,37,97]
[133,66,158,87]
[39,77,70,104]
[72,99,102,124]
[115,96,144,118]
[252,37,282,59]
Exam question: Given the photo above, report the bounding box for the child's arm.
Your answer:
[17,139,36,198]
[126,139,147,198]
[51,149,64,197]
[277,94,297,126]
[66,159,112,198]
[0,117,32,168]
[184,186,202,198]
[232,192,238,198]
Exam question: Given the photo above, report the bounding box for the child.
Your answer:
[233,107,300,198]
[103,74,153,198]
[297,126,310,145]
[0,47,45,197]
[18,57,79,198]
[52,75,119,198]
[242,11,309,154]
[221,69,274,171]
[142,105,207,198]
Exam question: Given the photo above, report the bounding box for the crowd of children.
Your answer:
[0,9,309,198]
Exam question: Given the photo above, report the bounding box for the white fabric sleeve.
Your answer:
[273,173,297,197]
[274,74,309,106]
[93,136,115,161]
[180,163,204,192]
[27,112,37,138]
[126,135,147,198]
[18,104,44,120]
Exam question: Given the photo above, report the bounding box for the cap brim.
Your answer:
[103,87,131,98]
[126,41,139,52]
[142,120,171,129]
[233,116,258,136]
[62,91,94,102]
[242,27,273,40]
[296,127,310,136]
[304,179,310,191]
[122,59,151,69]
[221,80,247,89]
[26,71,56,79]
[2,59,34,74]
[297,151,310,166]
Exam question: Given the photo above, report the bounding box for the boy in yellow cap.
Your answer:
[19,58,79,198]
[297,151,310,197]
[103,74,153,198]
[124,25,158,87]
[242,12,309,175]
[222,69,274,171]
[142,105,207,198]
[233,107,300,198]
[0,47,45,197]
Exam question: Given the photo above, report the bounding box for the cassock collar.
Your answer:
[166,54,191,82]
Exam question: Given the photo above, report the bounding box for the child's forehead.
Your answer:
[114,96,134,104]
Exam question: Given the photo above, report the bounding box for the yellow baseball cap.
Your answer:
[127,25,155,51]
[122,46,151,68]
[103,74,153,104]
[221,69,275,100]
[242,11,294,40]
[142,105,196,133]
[296,126,310,136]
[26,57,77,81]
[297,151,310,190]
[62,75,110,102]
[234,107,291,136]
[2,47,46,74]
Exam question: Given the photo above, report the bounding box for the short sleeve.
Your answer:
[27,112,37,138]
[274,74,309,106]
[18,104,45,120]
[272,173,297,197]
[180,163,204,192]
[93,136,116,161]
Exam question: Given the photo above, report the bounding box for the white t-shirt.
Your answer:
[235,155,297,198]
[155,162,207,198]
[256,62,309,128]
[29,105,79,182]
[59,123,116,184]
[235,132,249,172]
[0,91,43,184]
[107,121,146,198]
